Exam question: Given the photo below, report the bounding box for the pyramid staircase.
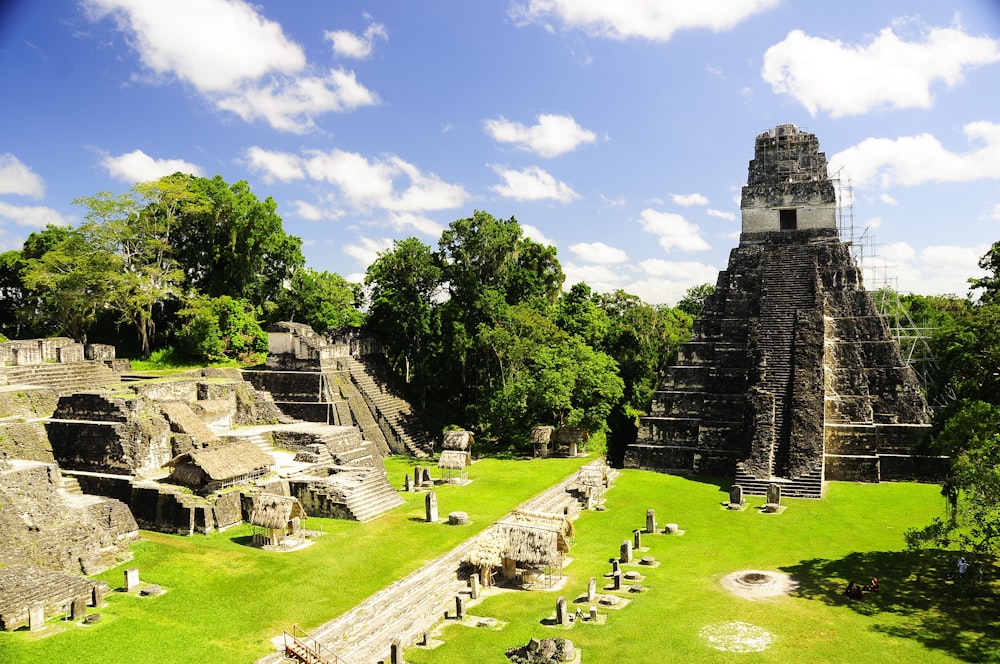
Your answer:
[345,356,434,458]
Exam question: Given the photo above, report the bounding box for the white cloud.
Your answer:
[0,201,72,228]
[510,0,781,41]
[101,149,202,183]
[490,165,579,202]
[246,146,306,183]
[671,192,708,207]
[0,154,44,197]
[638,258,718,282]
[569,241,628,264]
[248,148,469,213]
[707,208,737,221]
[521,223,557,247]
[484,113,596,158]
[84,0,379,132]
[762,26,1000,117]
[991,203,1000,221]
[830,122,1000,188]
[384,212,445,237]
[639,208,710,252]
[872,241,986,297]
[879,193,898,206]
[343,235,393,267]
[620,277,700,307]
[293,200,328,221]
[562,261,629,290]
[325,21,387,59]
[216,68,378,133]
[83,0,305,92]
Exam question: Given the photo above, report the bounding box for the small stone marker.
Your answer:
[124,567,140,592]
[83,614,101,625]
[663,523,679,534]
[470,573,481,599]
[92,584,105,607]
[587,576,597,602]
[589,605,598,621]
[767,483,781,506]
[613,571,623,591]
[414,466,422,488]
[620,539,633,564]
[625,571,641,581]
[71,596,87,620]
[645,509,656,534]
[447,511,468,525]
[633,529,642,549]
[611,559,620,574]
[390,638,403,664]
[140,584,163,596]
[455,594,466,619]
[640,556,656,566]
[425,490,438,523]
[729,484,744,507]
[28,602,44,632]
[422,467,433,485]
[404,474,413,492]
[556,596,568,625]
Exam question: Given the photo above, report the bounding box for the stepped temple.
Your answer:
[625,124,939,497]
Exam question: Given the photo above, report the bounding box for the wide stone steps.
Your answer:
[346,358,434,458]
[2,361,119,394]
[733,465,824,499]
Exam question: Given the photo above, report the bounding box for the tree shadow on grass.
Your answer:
[781,550,999,663]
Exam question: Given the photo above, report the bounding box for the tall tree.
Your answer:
[271,268,363,333]
[167,174,304,307]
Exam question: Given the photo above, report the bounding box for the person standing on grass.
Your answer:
[958,556,968,582]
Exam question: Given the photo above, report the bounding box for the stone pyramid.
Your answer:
[625,124,939,497]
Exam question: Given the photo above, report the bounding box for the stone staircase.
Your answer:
[59,474,84,495]
[345,357,434,458]
[295,467,406,522]
[758,246,817,478]
[1,361,120,394]
[733,464,824,499]
[332,374,392,457]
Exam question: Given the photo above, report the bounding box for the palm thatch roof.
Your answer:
[166,440,273,482]
[495,509,573,568]
[464,529,506,569]
[441,429,474,451]
[249,494,307,529]
[529,426,553,444]
[438,449,471,470]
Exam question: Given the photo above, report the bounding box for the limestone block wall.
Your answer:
[0,420,54,463]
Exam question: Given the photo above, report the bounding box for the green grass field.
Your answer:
[2,459,996,664]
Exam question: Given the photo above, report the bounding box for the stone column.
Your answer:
[92,584,105,607]
[767,483,781,505]
[556,596,568,625]
[390,638,403,664]
[455,595,466,619]
[729,484,744,506]
[404,474,413,492]
[414,466,422,488]
[124,567,140,592]
[425,491,438,523]
[633,529,642,549]
[611,559,620,575]
[646,509,656,534]
[587,576,597,602]
[470,573,481,600]
[589,605,598,621]
[620,539,633,564]
[613,571,622,591]
[422,467,432,485]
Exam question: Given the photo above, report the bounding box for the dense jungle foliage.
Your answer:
[1,173,998,552]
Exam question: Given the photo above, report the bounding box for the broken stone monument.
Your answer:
[425,490,438,523]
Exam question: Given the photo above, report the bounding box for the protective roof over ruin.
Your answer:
[249,494,306,529]
[166,440,273,481]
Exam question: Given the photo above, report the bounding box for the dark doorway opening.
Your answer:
[779,208,797,230]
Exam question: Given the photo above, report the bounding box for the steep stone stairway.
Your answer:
[259,460,604,664]
[346,357,434,458]
[1,361,119,394]
[757,246,818,479]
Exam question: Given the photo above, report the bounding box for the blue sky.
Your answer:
[2,1,999,305]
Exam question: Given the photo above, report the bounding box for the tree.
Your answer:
[174,295,267,363]
[167,174,304,307]
[364,237,442,386]
[676,282,715,316]
[271,268,363,333]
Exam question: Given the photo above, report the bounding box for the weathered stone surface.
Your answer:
[626,124,936,496]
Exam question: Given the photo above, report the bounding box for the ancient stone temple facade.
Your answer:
[625,124,937,496]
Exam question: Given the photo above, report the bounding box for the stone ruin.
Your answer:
[243,322,434,457]
[626,124,939,497]
[506,637,576,664]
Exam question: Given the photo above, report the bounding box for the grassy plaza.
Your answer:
[2,455,996,664]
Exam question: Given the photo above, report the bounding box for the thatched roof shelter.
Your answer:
[495,509,573,570]
[576,462,609,489]
[249,494,307,529]
[166,441,273,492]
[441,429,474,451]
[553,425,589,444]
[529,426,553,445]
